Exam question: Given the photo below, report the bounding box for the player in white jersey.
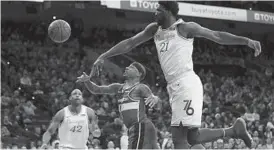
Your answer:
[91,1,261,149]
[40,89,101,149]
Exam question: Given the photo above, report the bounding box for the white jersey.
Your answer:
[58,105,89,149]
[154,19,194,84]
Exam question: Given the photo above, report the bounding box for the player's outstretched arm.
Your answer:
[87,107,101,138]
[41,110,64,148]
[98,23,158,60]
[84,80,122,95]
[184,22,261,56]
[138,84,160,108]
[77,72,122,95]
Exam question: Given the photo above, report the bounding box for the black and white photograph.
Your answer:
[1,0,274,149]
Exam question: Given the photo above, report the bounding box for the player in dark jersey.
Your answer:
[77,62,160,149]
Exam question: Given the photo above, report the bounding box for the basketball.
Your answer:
[48,19,71,43]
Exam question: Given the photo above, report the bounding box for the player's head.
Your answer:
[155,1,179,25]
[69,89,83,106]
[123,62,146,81]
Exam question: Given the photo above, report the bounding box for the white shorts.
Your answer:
[167,72,203,127]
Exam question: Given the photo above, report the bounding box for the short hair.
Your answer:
[131,62,146,81]
[158,1,179,17]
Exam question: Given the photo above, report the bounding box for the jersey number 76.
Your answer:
[183,100,194,115]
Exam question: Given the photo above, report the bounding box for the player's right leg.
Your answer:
[167,73,204,149]
[171,123,190,149]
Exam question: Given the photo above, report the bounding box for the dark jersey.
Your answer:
[117,83,147,128]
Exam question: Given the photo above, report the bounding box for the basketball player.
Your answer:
[40,89,101,149]
[77,62,160,149]
[91,1,261,149]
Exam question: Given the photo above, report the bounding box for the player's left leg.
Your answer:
[142,119,160,149]
[128,122,145,149]
[187,118,253,148]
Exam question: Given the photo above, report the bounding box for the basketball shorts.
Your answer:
[167,72,203,127]
[128,118,158,149]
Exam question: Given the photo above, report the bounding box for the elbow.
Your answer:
[125,38,135,52]
[43,131,52,138]
[47,129,54,135]
[87,89,99,95]
[87,87,102,95]
[213,32,224,44]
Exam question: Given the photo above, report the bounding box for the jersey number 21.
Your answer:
[160,41,169,53]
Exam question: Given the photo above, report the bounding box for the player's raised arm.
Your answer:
[92,23,158,75]
[184,22,261,56]
[98,23,158,60]
[76,72,122,95]
[87,107,101,138]
[138,84,160,108]
[41,110,64,149]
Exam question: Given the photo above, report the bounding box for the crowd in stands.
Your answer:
[1,20,274,149]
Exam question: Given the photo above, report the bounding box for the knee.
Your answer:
[172,135,188,146]
[188,136,197,146]
[188,129,200,145]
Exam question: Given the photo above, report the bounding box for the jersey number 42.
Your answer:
[70,125,82,132]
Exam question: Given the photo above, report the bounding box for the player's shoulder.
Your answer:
[110,83,123,91]
[137,83,150,90]
[111,83,123,87]
[177,21,201,31]
[146,22,159,28]
[54,108,65,121]
[144,22,159,35]
[56,107,65,115]
[177,21,202,38]
[177,21,199,29]
[85,106,96,116]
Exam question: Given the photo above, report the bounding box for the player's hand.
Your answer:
[247,39,261,57]
[92,58,104,77]
[40,144,48,149]
[145,95,160,108]
[76,72,91,83]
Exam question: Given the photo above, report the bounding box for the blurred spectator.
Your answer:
[21,145,27,149]
[20,70,32,86]
[107,141,115,150]
[120,125,128,150]
[52,140,60,149]
[30,141,36,149]
[11,144,18,149]
[22,100,37,117]
[1,126,11,137]
[217,139,224,149]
